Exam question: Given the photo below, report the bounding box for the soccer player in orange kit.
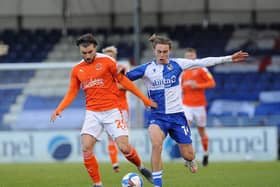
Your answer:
[102,45,128,173]
[181,48,216,166]
[50,33,156,187]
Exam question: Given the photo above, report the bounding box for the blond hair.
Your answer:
[102,46,118,55]
[185,47,196,53]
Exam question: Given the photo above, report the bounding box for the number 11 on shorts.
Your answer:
[181,125,189,135]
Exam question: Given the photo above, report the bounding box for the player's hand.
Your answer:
[149,100,158,108]
[231,51,249,62]
[144,98,158,108]
[50,110,61,123]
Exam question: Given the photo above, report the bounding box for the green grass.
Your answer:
[0,161,279,187]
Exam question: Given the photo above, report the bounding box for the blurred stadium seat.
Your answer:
[0,23,280,130]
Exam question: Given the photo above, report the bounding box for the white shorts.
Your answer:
[80,108,128,141]
[121,109,129,125]
[183,105,207,127]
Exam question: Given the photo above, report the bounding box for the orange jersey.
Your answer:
[69,53,122,111]
[181,68,215,107]
[54,53,153,115]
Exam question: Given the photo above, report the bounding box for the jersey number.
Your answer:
[116,119,127,129]
[181,125,189,135]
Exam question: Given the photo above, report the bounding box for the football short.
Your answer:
[121,109,129,125]
[80,108,128,141]
[183,105,207,127]
[148,112,192,144]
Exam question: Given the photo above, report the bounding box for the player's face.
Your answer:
[104,51,116,60]
[80,44,97,63]
[154,44,171,64]
[184,51,197,60]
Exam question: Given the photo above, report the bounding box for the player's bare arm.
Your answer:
[50,86,79,123]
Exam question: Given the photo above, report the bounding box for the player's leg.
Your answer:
[81,135,102,186]
[178,144,198,173]
[148,124,165,187]
[107,134,119,172]
[195,107,209,166]
[80,110,104,187]
[105,109,153,184]
[198,126,209,166]
[105,108,141,167]
[170,113,197,173]
[115,135,153,183]
[115,135,141,166]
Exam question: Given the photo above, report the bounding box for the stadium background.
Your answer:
[0,0,279,164]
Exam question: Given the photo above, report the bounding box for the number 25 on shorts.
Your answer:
[116,119,128,129]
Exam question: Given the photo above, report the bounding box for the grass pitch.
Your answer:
[0,161,279,187]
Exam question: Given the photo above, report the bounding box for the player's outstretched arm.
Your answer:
[50,87,79,123]
[51,70,80,123]
[116,73,158,108]
[178,51,249,70]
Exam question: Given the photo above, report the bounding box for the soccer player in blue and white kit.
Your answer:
[125,34,248,187]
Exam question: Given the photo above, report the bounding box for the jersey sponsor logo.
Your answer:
[81,78,104,89]
[152,75,177,87]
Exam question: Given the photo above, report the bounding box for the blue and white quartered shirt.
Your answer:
[126,56,232,115]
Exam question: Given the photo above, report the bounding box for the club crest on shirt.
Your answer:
[167,64,173,70]
[192,70,198,75]
[95,63,102,70]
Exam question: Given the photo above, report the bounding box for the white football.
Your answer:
[121,172,143,187]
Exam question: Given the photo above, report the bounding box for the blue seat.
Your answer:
[255,103,280,115]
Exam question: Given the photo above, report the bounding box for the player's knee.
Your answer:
[183,150,195,161]
[82,144,93,152]
[152,143,162,153]
[118,143,130,154]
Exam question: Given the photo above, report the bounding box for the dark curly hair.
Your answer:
[76,33,98,47]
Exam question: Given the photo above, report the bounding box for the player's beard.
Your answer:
[85,58,92,63]
[84,55,96,63]
[84,55,96,64]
